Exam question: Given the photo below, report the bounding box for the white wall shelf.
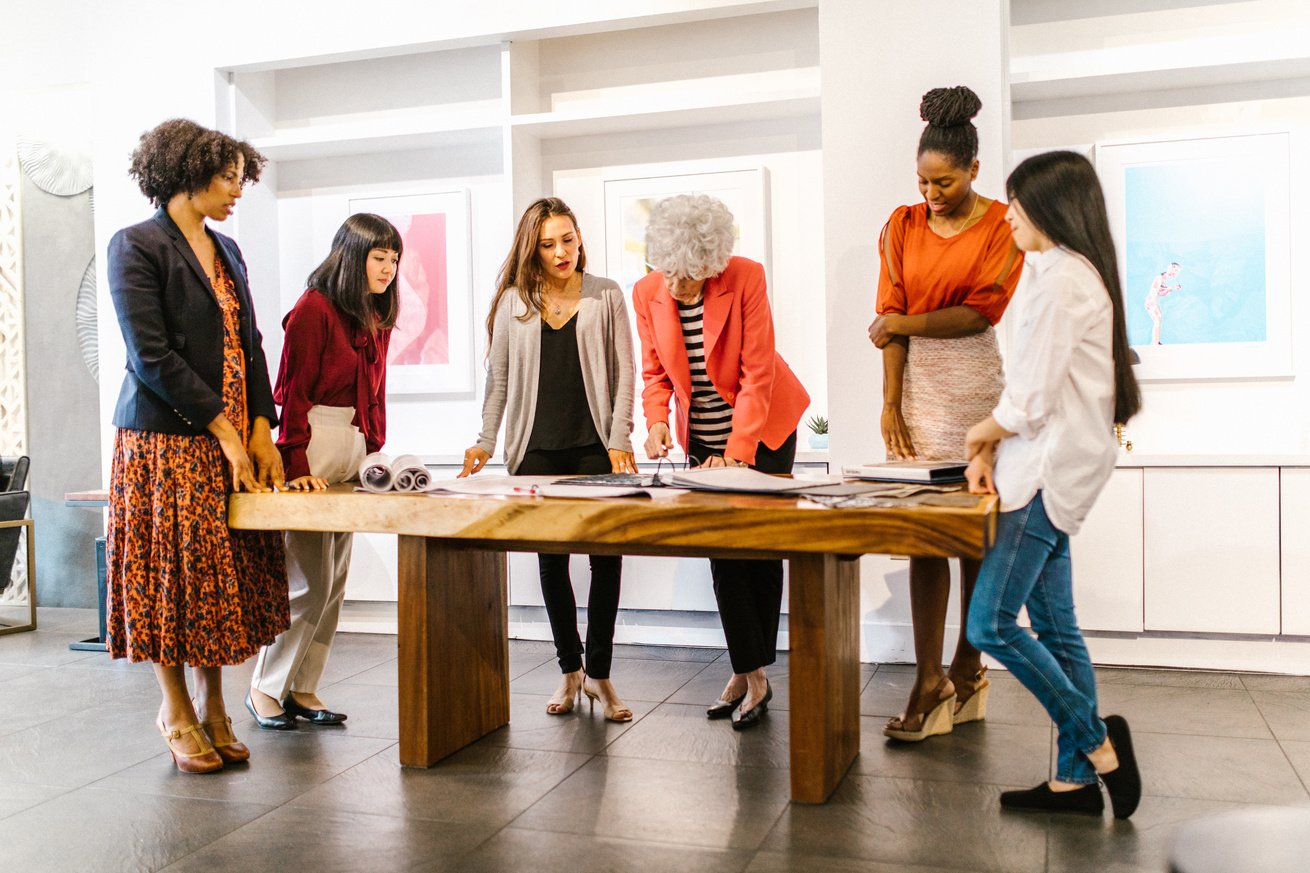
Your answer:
[1008,0,1310,117]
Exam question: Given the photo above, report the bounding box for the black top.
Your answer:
[525,313,603,452]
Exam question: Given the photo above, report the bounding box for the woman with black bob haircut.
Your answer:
[106,118,287,774]
[247,213,402,729]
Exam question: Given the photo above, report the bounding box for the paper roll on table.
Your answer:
[359,453,431,493]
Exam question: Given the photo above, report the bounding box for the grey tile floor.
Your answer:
[1,607,1308,872]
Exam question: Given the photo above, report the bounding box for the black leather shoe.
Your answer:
[731,682,772,731]
[245,691,297,731]
[282,696,347,725]
[1100,715,1141,819]
[706,692,746,720]
[1000,782,1104,815]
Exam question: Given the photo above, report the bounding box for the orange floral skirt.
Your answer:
[106,428,288,666]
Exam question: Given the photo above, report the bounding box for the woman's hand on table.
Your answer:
[459,446,490,478]
[696,454,748,469]
[644,422,674,459]
[880,404,917,460]
[247,418,285,491]
[284,475,328,492]
[609,450,638,474]
[966,453,996,495]
[209,414,268,493]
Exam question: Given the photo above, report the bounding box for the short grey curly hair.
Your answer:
[644,193,735,280]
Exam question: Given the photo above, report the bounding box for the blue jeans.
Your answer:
[966,492,1107,784]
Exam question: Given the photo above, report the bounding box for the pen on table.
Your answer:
[511,485,540,495]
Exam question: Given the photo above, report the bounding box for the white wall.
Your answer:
[819,0,1009,661]
[1014,94,1310,454]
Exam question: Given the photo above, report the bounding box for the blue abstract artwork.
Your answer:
[1123,158,1266,347]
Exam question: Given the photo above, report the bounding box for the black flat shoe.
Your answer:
[731,682,772,731]
[282,696,347,725]
[245,691,297,731]
[1000,782,1104,816]
[706,692,746,720]
[1100,715,1141,819]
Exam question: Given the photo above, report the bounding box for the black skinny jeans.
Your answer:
[688,431,797,674]
[515,443,622,679]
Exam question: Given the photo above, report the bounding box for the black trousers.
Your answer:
[688,431,797,674]
[515,443,622,679]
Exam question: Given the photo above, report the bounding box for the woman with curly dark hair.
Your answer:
[867,86,1024,742]
[105,118,295,773]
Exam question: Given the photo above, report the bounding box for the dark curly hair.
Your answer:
[917,86,982,170]
[128,118,266,207]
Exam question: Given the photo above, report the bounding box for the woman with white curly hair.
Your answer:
[633,193,810,731]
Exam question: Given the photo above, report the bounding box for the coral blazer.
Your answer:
[633,257,809,466]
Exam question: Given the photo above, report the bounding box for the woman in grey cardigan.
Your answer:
[460,197,636,721]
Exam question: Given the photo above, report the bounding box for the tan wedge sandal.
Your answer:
[883,678,956,742]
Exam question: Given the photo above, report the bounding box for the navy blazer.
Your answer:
[107,208,278,435]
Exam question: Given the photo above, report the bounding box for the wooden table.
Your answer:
[229,485,996,803]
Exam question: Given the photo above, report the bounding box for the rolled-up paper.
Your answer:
[391,454,430,492]
[359,453,395,493]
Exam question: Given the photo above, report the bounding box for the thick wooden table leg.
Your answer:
[787,553,860,803]
[396,535,509,767]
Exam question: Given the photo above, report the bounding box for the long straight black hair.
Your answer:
[1006,151,1141,425]
[307,213,402,333]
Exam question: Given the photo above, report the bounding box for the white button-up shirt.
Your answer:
[992,246,1118,535]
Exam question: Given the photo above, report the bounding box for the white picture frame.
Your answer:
[1095,133,1292,381]
[348,190,474,395]
[602,167,771,296]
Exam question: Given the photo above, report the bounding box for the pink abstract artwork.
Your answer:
[386,212,450,366]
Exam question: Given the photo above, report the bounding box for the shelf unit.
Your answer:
[1008,0,1310,119]
[215,4,826,624]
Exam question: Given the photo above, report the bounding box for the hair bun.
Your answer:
[920,86,982,127]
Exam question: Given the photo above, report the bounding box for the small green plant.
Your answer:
[806,415,828,435]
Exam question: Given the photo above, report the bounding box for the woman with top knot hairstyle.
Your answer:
[867,86,1025,743]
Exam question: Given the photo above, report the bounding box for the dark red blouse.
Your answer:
[274,288,390,481]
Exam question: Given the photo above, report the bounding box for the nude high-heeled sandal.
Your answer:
[546,669,584,715]
[583,678,633,723]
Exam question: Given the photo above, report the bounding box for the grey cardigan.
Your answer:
[476,273,635,473]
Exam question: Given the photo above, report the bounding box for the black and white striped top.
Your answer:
[677,299,733,451]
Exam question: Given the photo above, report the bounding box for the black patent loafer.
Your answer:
[245,692,297,731]
[282,696,347,725]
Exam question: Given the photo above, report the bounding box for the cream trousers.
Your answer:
[251,406,367,700]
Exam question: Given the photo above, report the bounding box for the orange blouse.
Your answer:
[876,199,1023,326]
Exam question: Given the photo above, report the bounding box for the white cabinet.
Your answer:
[1143,467,1280,634]
[1280,469,1310,634]
[1070,467,1143,632]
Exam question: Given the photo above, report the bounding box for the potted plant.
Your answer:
[806,415,828,450]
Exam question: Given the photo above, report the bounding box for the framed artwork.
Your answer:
[602,167,770,296]
[348,190,474,394]
[1095,133,1291,381]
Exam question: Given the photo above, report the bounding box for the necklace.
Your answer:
[542,274,581,317]
[935,191,981,235]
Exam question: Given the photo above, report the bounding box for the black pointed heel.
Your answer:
[706,692,746,720]
[731,681,772,731]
